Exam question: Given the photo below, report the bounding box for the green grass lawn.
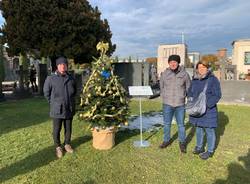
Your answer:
[0,97,249,184]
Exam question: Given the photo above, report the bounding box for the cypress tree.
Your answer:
[0,0,115,63]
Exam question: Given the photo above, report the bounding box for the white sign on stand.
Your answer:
[129,86,153,96]
[128,86,153,148]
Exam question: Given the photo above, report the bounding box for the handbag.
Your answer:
[185,80,208,117]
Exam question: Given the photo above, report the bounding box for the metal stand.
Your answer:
[133,97,150,147]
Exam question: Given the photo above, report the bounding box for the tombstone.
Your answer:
[0,92,4,101]
[226,70,234,80]
[4,58,14,81]
[74,71,88,111]
[0,82,5,101]
[16,65,24,90]
[218,59,226,81]
[74,72,83,95]
[13,65,32,98]
[216,58,237,80]
[114,63,142,90]
[143,63,150,86]
[149,64,157,85]
[38,64,48,95]
[13,58,19,70]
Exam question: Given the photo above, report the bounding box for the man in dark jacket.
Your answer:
[159,54,191,153]
[43,57,76,158]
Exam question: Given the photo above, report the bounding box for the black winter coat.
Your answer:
[43,71,76,119]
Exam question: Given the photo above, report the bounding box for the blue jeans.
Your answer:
[163,104,186,143]
[196,127,216,153]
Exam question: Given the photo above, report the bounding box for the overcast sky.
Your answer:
[1,0,250,58]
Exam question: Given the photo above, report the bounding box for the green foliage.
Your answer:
[210,62,217,71]
[201,54,219,71]
[0,0,115,63]
[201,54,218,66]
[1,99,250,184]
[79,42,129,128]
[19,53,28,69]
[41,57,47,64]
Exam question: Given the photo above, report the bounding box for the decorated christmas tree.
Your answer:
[79,42,129,129]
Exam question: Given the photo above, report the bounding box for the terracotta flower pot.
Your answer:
[92,127,116,150]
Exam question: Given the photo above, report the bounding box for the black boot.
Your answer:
[193,146,205,155]
[159,141,171,149]
[179,142,187,153]
[199,151,213,160]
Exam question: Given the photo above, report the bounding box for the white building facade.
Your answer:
[188,52,200,66]
[232,39,250,79]
[157,44,187,76]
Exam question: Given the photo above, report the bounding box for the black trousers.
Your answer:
[30,80,38,92]
[53,118,72,147]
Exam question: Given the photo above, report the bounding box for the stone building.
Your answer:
[188,52,200,66]
[157,43,187,76]
[232,39,250,79]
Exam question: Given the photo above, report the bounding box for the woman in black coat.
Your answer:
[187,61,221,160]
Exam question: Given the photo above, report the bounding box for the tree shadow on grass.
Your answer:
[215,111,229,150]
[0,135,91,183]
[213,148,250,184]
[115,129,139,145]
[0,97,50,136]
[83,180,96,184]
[163,122,195,147]
[168,111,229,150]
[185,123,196,148]
[145,130,159,141]
[142,110,162,115]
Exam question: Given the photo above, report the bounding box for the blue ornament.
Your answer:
[101,70,111,79]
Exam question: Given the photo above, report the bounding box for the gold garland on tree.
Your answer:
[79,42,129,128]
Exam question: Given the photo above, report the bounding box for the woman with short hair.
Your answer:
[188,61,221,160]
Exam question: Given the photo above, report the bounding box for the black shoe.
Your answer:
[179,142,187,153]
[199,151,213,160]
[159,141,171,149]
[193,146,204,155]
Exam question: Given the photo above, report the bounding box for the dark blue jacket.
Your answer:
[43,71,76,119]
[187,71,221,128]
